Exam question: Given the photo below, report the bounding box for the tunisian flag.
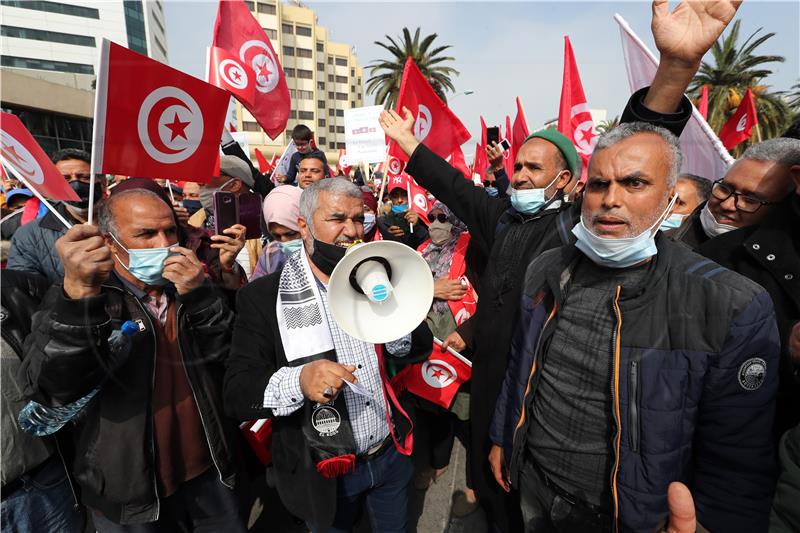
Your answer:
[448,146,471,180]
[558,36,596,179]
[719,88,758,150]
[254,148,272,173]
[208,46,256,106]
[392,343,472,409]
[511,97,530,166]
[389,58,471,161]
[212,0,290,139]
[92,40,229,184]
[0,113,79,201]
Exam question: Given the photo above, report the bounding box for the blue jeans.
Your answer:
[1,456,83,533]
[323,446,413,533]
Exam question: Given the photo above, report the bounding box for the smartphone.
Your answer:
[499,138,511,152]
[486,126,500,146]
[213,191,238,236]
[237,192,263,240]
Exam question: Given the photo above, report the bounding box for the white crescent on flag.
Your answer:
[136,86,204,165]
[240,40,280,93]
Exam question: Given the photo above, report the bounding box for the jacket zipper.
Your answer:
[628,360,640,453]
[609,286,623,533]
[175,303,229,489]
[53,437,80,511]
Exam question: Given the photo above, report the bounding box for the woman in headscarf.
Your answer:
[361,187,379,242]
[251,185,303,280]
[412,201,480,516]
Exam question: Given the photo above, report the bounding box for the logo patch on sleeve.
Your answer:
[738,358,767,391]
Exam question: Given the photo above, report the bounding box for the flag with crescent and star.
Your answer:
[208,45,257,107]
[558,36,596,181]
[391,344,472,409]
[212,0,291,140]
[1,113,80,201]
[91,40,229,184]
[719,88,758,151]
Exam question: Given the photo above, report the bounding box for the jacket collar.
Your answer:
[40,202,80,231]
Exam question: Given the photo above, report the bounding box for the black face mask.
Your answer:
[310,239,347,275]
[66,180,102,210]
[182,199,202,216]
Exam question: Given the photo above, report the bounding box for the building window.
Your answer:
[351,101,356,108]
[0,0,99,18]
[327,75,334,83]
[335,92,347,101]
[262,27,277,39]
[290,110,297,119]
[357,93,362,100]
[297,69,312,80]
[335,57,348,67]
[151,12,166,35]
[317,81,325,90]
[318,118,326,127]
[318,136,326,145]
[297,90,313,100]
[328,125,335,133]
[329,142,336,149]
[1,26,95,47]
[243,0,254,10]
[242,121,260,132]
[299,111,314,120]
[335,75,347,83]
[257,2,276,14]
[328,92,334,99]
[284,67,295,77]
[289,89,296,98]
[295,25,312,37]
[283,46,295,56]
[282,23,293,34]
[318,100,325,109]
[351,85,355,92]
[316,42,324,52]
[351,68,355,77]
[3,106,93,154]
[336,109,344,117]
[328,109,335,117]
[123,1,148,55]
[337,142,346,149]
[153,35,167,58]
[317,62,324,71]
[336,126,345,134]
[327,57,333,65]
[297,48,312,59]
[1,55,94,75]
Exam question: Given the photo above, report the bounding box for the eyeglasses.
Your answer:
[483,181,495,188]
[710,179,773,214]
[427,213,448,223]
[62,173,92,183]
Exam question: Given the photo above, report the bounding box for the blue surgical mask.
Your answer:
[111,233,172,286]
[363,213,376,233]
[485,186,499,198]
[659,212,686,232]
[277,238,303,256]
[510,172,563,214]
[571,195,678,269]
[391,204,409,214]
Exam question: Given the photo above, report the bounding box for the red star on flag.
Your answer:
[431,368,444,381]
[231,70,242,82]
[1,144,26,164]
[164,112,190,142]
[579,127,595,145]
[257,60,272,81]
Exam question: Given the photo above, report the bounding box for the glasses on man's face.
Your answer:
[62,173,92,183]
[710,179,773,214]
[483,181,495,188]
[427,213,448,223]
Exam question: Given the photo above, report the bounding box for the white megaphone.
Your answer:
[328,240,434,344]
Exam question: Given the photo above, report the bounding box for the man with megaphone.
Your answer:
[224,178,434,533]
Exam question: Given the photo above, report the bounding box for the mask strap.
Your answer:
[649,193,679,236]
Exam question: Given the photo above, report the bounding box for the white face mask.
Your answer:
[572,194,678,268]
[363,213,376,233]
[699,203,738,238]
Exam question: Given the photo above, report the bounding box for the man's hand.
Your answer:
[387,225,406,238]
[488,445,510,492]
[57,224,114,300]
[404,209,419,226]
[299,360,357,404]
[172,202,190,227]
[486,142,505,171]
[442,330,467,352]
[162,246,205,295]
[789,321,800,365]
[379,108,420,157]
[434,278,468,301]
[645,0,742,114]
[211,224,247,269]
[663,482,696,533]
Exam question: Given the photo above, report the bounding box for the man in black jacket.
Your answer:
[699,140,800,439]
[18,189,244,532]
[380,2,738,528]
[224,178,433,532]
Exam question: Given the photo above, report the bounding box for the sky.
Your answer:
[164,0,800,154]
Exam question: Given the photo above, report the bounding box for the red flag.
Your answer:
[92,40,228,184]
[254,148,271,173]
[385,156,406,180]
[389,58,471,161]
[698,85,709,120]
[392,344,472,409]
[208,46,256,106]
[558,36,597,178]
[212,0,290,139]
[338,148,352,175]
[504,115,514,178]
[511,96,530,168]
[480,116,488,146]
[269,153,280,169]
[472,143,488,181]
[408,179,432,224]
[448,146,471,180]
[719,88,757,150]
[0,112,79,201]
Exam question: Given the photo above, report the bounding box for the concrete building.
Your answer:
[237,0,365,163]
[1,0,168,153]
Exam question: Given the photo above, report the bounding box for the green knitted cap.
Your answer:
[523,129,581,176]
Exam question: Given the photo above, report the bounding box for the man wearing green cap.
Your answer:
[381,2,740,529]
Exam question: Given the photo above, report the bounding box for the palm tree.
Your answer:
[366,28,458,108]
[596,116,620,134]
[780,81,800,113]
[688,20,788,151]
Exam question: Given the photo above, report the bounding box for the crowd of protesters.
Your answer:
[1,1,800,533]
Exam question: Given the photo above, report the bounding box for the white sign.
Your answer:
[344,105,386,164]
[229,131,250,159]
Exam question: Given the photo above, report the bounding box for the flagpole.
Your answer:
[433,337,472,368]
[88,39,111,225]
[406,180,414,234]
[376,145,390,210]
[166,179,176,204]
[0,160,73,230]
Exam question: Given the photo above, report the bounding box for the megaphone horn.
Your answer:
[328,241,434,344]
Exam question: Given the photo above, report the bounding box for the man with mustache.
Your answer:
[224,178,433,533]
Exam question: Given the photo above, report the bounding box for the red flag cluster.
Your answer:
[392,344,472,409]
[719,88,758,150]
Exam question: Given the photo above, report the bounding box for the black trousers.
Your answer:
[414,407,472,488]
